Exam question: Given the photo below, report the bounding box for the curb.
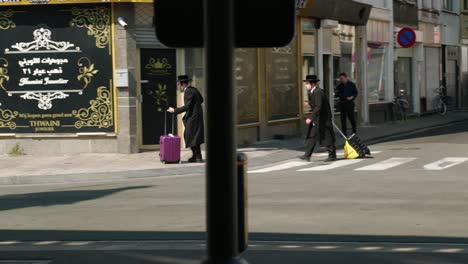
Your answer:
[0,167,205,186]
[363,118,468,145]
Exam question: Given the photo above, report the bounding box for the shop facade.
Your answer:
[440,0,461,109]
[362,0,394,123]
[0,1,129,155]
[416,0,442,113]
[297,0,372,129]
[393,0,422,114]
[461,0,468,109]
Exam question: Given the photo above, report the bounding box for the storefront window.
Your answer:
[301,19,316,113]
[267,39,299,121]
[339,42,354,81]
[235,48,260,124]
[367,44,387,102]
[184,48,205,96]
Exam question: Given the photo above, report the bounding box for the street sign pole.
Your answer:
[202,0,246,263]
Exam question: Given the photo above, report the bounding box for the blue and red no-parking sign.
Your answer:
[397,27,416,48]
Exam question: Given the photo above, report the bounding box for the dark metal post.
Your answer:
[442,44,447,96]
[202,0,246,263]
[237,153,249,254]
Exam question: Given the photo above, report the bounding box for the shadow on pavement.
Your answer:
[0,186,153,212]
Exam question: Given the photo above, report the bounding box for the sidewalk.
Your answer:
[0,111,467,185]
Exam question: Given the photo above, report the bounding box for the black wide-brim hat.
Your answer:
[177,75,192,82]
[303,75,320,82]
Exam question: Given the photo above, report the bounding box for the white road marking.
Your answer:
[63,241,94,246]
[298,159,365,171]
[357,246,384,251]
[0,241,19,245]
[248,161,309,173]
[316,150,382,157]
[278,245,304,249]
[434,248,464,253]
[314,246,340,250]
[424,157,468,171]
[392,247,419,252]
[355,158,417,171]
[32,241,60,246]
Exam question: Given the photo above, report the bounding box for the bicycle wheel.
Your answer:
[434,98,447,115]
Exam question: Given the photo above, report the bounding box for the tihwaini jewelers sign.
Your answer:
[0,4,115,134]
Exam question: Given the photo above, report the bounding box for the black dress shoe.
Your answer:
[188,157,197,163]
[324,157,337,162]
[299,155,311,162]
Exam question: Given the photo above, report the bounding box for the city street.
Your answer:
[1,0,468,262]
[0,121,468,263]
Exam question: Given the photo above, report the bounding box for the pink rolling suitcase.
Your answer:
[159,111,181,164]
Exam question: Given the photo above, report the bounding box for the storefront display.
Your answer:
[367,44,387,102]
[266,39,299,121]
[0,4,116,134]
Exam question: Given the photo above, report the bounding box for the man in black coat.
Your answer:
[168,75,205,163]
[300,75,336,162]
[335,72,358,136]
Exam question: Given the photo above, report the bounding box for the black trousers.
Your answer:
[340,101,357,136]
[190,145,202,159]
[304,138,336,158]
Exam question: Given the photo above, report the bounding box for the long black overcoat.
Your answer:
[174,86,205,148]
[306,87,336,146]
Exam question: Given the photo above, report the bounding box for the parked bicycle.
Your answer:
[433,84,450,116]
[392,89,410,122]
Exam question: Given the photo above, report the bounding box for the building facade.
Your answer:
[418,0,442,113]
[0,0,464,155]
[461,0,468,108]
[0,1,136,155]
[440,0,461,109]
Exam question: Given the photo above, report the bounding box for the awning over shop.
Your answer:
[297,0,371,26]
[0,0,151,5]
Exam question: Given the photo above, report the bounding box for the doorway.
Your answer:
[395,57,414,112]
[446,59,458,108]
[139,48,178,150]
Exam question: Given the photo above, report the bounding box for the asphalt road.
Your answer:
[1,121,468,263]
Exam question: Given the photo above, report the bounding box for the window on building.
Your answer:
[443,0,454,11]
[464,0,468,10]
[422,0,432,9]
[301,19,316,114]
[367,44,388,102]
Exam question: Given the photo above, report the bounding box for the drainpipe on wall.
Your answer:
[315,20,324,86]
[358,25,370,125]
[413,42,423,114]
[442,44,447,95]
[386,0,395,102]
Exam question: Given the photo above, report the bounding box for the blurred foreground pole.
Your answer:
[202,0,246,263]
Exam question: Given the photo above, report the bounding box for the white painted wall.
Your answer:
[440,13,461,46]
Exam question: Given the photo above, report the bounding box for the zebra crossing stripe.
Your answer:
[249,161,309,173]
[316,151,382,157]
[355,157,417,171]
[298,159,365,171]
[423,158,468,171]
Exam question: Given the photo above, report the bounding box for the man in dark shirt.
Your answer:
[335,72,358,136]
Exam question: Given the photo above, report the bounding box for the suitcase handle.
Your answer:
[164,110,176,135]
